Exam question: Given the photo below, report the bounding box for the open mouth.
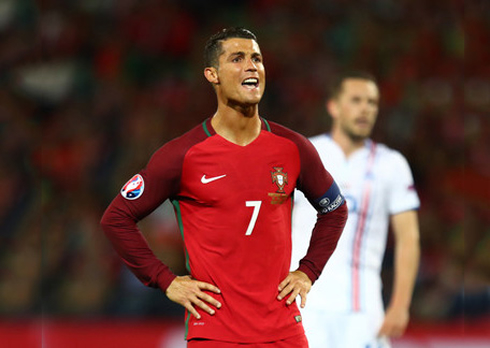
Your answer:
[242,78,259,89]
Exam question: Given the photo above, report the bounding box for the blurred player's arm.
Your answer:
[379,209,420,338]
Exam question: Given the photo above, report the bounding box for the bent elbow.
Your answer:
[100,209,114,236]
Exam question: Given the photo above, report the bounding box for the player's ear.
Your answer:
[204,67,219,85]
[327,99,339,118]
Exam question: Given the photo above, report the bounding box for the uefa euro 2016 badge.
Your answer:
[121,174,145,200]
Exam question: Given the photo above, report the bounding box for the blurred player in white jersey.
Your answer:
[291,71,420,348]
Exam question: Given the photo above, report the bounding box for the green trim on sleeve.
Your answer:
[171,199,191,273]
[171,198,191,339]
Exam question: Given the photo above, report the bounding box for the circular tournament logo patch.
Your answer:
[121,174,145,200]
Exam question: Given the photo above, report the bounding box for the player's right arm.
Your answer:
[100,130,221,318]
[378,210,419,337]
[379,151,420,337]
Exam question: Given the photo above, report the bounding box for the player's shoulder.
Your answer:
[308,133,332,147]
[266,119,311,147]
[374,142,411,167]
[375,142,405,158]
[169,121,209,147]
[148,120,209,165]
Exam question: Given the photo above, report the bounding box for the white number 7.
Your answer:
[245,201,262,236]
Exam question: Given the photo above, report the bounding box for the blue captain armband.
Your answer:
[312,181,345,214]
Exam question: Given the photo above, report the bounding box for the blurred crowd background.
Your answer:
[0,0,488,330]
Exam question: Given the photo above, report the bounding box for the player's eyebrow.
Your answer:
[228,51,245,58]
[228,51,262,59]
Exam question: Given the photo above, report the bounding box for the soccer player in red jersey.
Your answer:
[101,27,348,347]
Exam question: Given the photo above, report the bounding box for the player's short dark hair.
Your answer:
[328,71,377,100]
[204,27,258,69]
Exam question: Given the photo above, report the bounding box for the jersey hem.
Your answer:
[186,325,305,344]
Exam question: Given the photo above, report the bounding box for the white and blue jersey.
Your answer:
[291,134,420,348]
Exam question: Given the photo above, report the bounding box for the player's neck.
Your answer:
[211,107,262,146]
[331,129,366,158]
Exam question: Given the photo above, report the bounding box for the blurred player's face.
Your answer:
[206,38,265,109]
[330,79,379,141]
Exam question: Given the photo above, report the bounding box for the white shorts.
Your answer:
[301,306,391,348]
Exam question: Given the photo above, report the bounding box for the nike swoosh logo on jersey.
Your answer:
[201,174,227,184]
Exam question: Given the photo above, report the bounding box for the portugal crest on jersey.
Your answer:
[271,167,288,193]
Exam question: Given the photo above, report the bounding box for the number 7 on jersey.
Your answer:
[245,201,262,236]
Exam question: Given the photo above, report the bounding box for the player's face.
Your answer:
[331,79,379,141]
[212,38,265,107]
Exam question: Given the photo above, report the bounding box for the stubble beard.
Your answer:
[228,91,263,117]
[343,124,371,143]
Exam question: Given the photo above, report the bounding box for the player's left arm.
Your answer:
[378,209,420,338]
